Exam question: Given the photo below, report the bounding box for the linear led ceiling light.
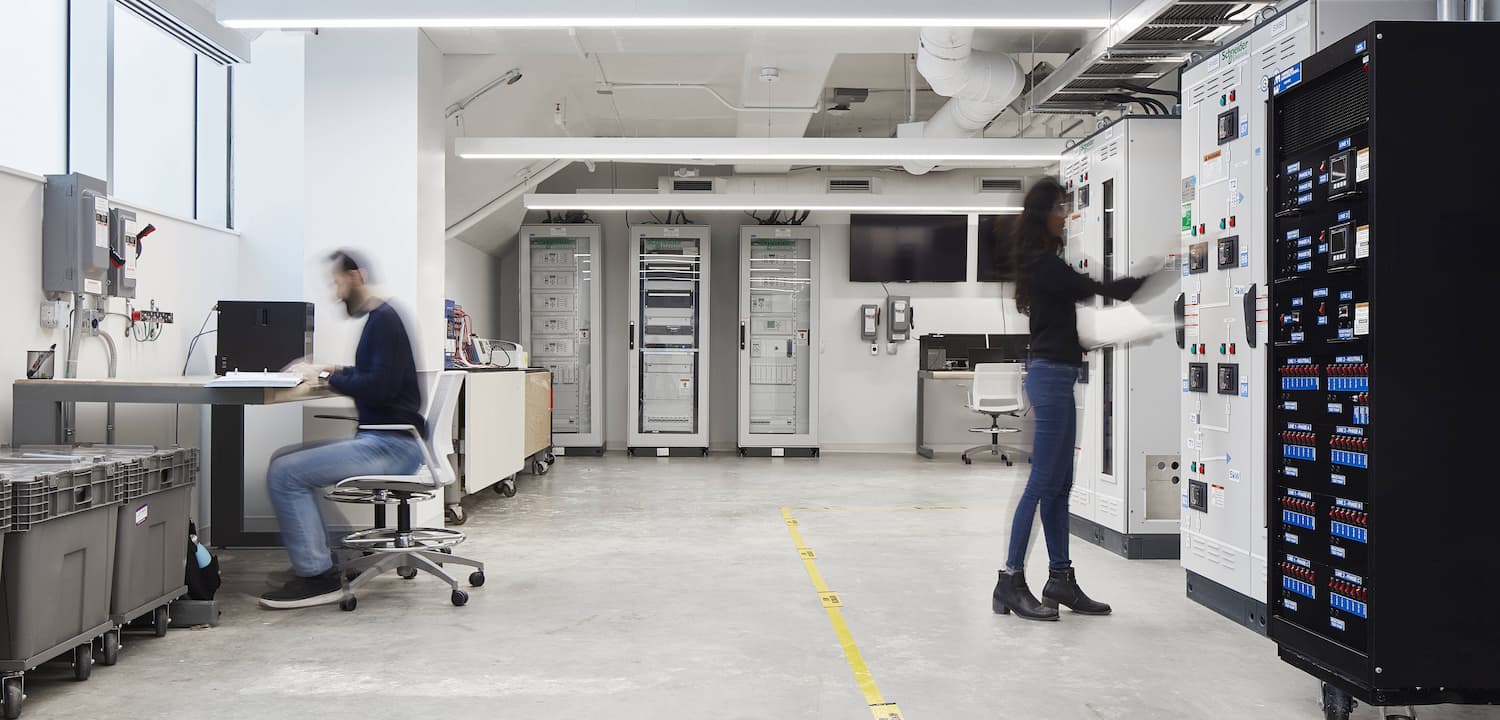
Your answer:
[218,0,1112,29]
[455,137,1067,166]
[523,193,1023,215]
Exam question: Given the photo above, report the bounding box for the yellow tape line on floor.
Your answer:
[788,505,1010,512]
[781,508,904,720]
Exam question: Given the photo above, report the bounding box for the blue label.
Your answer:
[1287,162,1301,174]
[1291,330,1306,341]
[1298,181,1313,192]
[1297,249,1312,260]
[1318,173,1330,184]
[1356,40,1367,54]
[1289,422,1313,431]
[1287,229,1299,240]
[1335,569,1364,584]
[1336,426,1364,437]
[1340,291,1354,300]
[1330,617,1347,631]
[1338,138,1353,151]
[1337,210,1351,222]
[1317,316,1328,325]
[1331,473,1346,485]
[1328,403,1343,414]
[1297,169,1314,181]
[1331,545,1347,558]
[1274,63,1303,95]
[1336,355,1364,362]
[1288,357,1313,364]
[1239,119,1250,138]
[1286,465,1299,476]
[1291,297,1304,307]
[1288,488,1312,499]
[1286,533,1300,544]
[1339,328,1354,339]
[1284,598,1299,611]
[1285,401,1299,411]
[1335,498,1366,510]
[1313,288,1329,298]
[1318,244,1329,254]
[1297,237,1312,248]
[1298,193,1313,205]
[1288,554,1311,567]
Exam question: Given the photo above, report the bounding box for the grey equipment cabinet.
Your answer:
[737,226,820,456]
[627,225,712,456]
[519,225,605,456]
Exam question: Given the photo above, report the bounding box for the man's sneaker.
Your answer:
[259,571,343,609]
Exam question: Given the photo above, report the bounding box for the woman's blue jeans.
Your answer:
[1005,359,1079,573]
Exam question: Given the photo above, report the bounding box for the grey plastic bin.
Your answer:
[108,448,196,630]
[0,461,120,676]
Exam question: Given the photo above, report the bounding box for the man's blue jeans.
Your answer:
[268,431,424,577]
[1006,359,1080,573]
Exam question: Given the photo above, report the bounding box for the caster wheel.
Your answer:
[469,571,485,587]
[532,460,550,476]
[398,567,418,580]
[1321,682,1356,720]
[498,479,518,497]
[451,589,469,607]
[98,630,120,667]
[543,451,555,464]
[153,606,169,637]
[962,457,973,465]
[3,678,22,720]
[440,547,453,554]
[73,644,92,681]
[339,596,358,612]
[445,506,467,526]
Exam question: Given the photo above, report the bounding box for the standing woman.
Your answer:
[991,178,1155,621]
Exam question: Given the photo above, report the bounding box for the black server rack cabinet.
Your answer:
[1265,21,1500,716]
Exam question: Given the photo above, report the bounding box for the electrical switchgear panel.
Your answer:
[520,225,604,454]
[738,228,819,455]
[43,173,111,295]
[628,226,711,454]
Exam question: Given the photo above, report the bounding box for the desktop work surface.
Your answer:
[916,368,1032,460]
[12,377,336,547]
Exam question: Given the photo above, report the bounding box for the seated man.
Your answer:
[260,249,428,609]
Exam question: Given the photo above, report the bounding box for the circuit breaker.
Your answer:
[43,173,111,295]
[1265,22,1500,708]
[520,224,604,455]
[1060,116,1182,560]
[627,225,711,455]
[738,226,819,456]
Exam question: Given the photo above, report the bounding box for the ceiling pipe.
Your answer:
[904,28,1025,175]
[1438,0,1463,19]
[598,82,821,114]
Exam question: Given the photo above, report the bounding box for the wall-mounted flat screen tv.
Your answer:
[977,214,1021,283]
[848,214,967,283]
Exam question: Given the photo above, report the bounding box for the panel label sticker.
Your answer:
[1355,225,1371,259]
[1210,484,1226,508]
[84,278,103,294]
[1239,377,1250,397]
[1356,148,1370,182]
[1273,63,1302,95]
[1331,545,1347,558]
[1354,303,1370,336]
[134,503,149,525]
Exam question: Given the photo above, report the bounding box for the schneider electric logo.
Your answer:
[1220,40,1250,66]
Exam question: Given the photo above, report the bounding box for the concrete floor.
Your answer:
[19,454,1499,719]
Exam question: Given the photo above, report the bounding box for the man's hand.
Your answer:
[285,361,335,385]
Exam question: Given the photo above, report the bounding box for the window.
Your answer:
[0,0,67,174]
[111,3,231,224]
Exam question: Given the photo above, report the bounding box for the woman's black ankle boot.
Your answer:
[992,570,1060,621]
[1041,568,1112,615]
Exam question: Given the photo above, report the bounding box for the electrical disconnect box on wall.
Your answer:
[886,296,910,342]
[108,207,139,299]
[43,173,111,295]
[859,304,880,341]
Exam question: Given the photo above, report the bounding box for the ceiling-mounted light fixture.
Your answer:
[217,0,1113,30]
[524,193,1023,214]
[455,136,1067,167]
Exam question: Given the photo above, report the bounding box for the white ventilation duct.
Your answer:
[904,28,1025,175]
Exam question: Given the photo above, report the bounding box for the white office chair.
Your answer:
[325,370,484,610]
[961,363,1028,466]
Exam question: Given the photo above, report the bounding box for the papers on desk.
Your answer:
[203,372,305,388]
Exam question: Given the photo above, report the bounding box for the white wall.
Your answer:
[0,168,239,449]
[302,29,446,371]
[523,163,1027,452]
[445,238,504,339]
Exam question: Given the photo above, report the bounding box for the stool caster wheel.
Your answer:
[98,630,120,667]
[72,644,92,681]
[962,456,973,465]
[497,478,518,497]
[469,571,485,587]
[445,505,467,525]
[398,567,418,580]
[339,596,358,612]
[451,589,469,607]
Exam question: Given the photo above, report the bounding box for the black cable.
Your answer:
[649,211,664,224]
[1117,82,1180,100]
[180,305,219,376]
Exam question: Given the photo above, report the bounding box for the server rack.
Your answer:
[737,226,819,456]
[1265,21,1500,715]
[627,225,711,455]
[519,224,605,455]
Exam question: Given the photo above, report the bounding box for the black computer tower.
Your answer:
[1265,21,1500,708]
[214,301,315,375]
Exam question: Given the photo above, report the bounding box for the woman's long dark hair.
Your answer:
[1011,178,1067,316]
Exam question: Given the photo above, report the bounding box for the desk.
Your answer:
[916,368,1031,460]
[12,377,334,547]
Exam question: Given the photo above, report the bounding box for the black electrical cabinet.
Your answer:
[1265,22,1500,715]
